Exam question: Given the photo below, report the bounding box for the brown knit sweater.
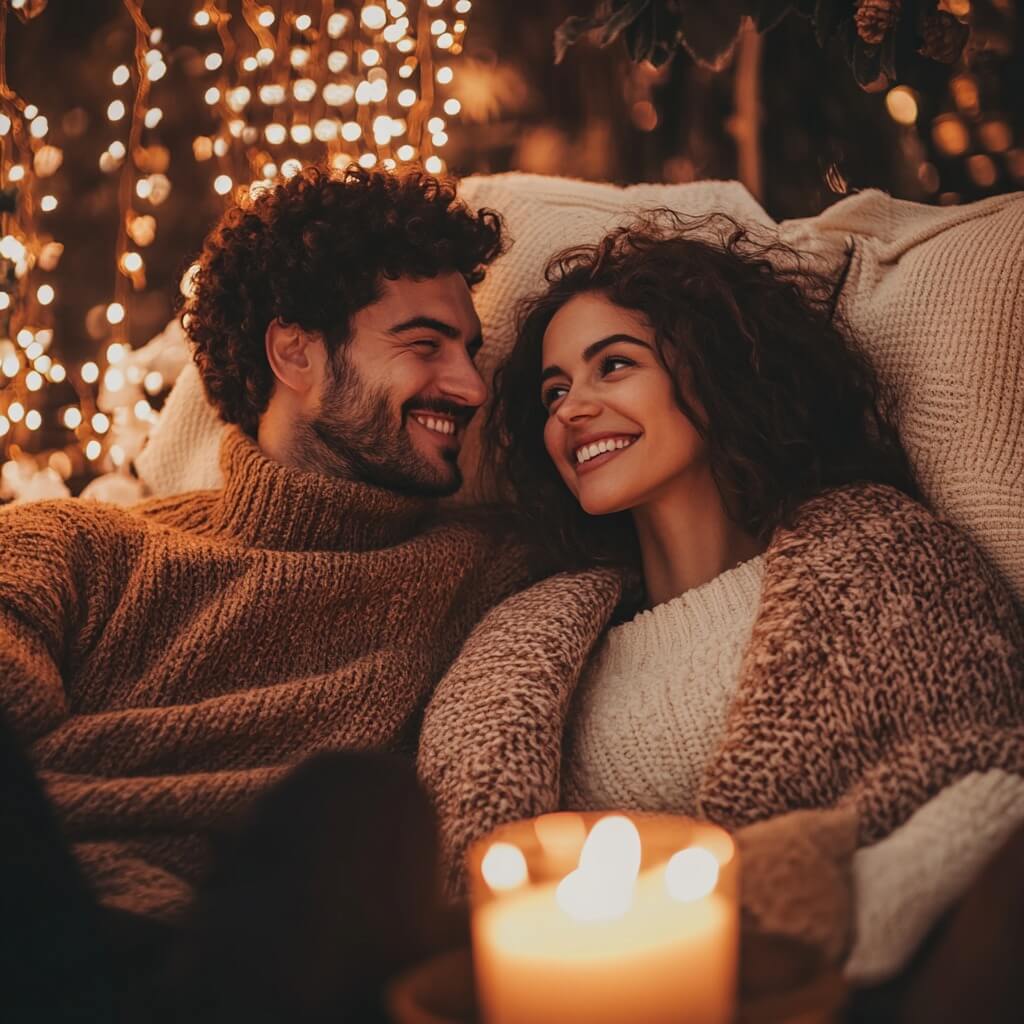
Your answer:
[419,484,1024,953]
[0,426,527,918]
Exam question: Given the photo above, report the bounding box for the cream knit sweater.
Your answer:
[563,556,764,814]
[560,556,1024,983]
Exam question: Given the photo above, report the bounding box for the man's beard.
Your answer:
[290,350,469,498]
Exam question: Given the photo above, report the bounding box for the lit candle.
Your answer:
[469,813,738,1024]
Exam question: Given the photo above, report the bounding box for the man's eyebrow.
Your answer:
[388,316,461,339]
[540,333,651,384]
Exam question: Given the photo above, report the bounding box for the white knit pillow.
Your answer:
[780,189,1024,605]
[135,172,775,497]
[134,175,1024,605]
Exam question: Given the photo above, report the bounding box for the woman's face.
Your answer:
[540,291,707,516]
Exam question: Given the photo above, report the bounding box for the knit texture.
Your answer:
[561,551,1024,979]
[562,555,764,813]
[418,483,1024,960]
[846,769,1024,982]
[780,189,1024,606]
[133,180,1024,613]
[0,426,528,918]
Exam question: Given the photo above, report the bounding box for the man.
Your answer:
[0,165,526,934]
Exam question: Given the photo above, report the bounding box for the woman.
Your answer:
[417,211,1024,985]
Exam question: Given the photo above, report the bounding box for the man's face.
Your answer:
[300,273,487,497]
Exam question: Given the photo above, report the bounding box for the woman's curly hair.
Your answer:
[184,164,505,435]
[485,210,919,576]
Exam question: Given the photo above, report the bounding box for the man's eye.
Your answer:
[413,339,441,353]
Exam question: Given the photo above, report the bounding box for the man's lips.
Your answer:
[408,412,465,445]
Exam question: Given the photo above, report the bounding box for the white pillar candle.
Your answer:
[469,813,739,1024]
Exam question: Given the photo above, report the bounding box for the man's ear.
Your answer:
[265,319,322,395]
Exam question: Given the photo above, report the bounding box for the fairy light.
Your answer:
[186,0,473,205]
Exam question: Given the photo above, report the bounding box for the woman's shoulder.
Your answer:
[776,482,1020,625]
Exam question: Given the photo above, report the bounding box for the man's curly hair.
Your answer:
[184,165,504,434]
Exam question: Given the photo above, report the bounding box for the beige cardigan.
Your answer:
[418,483,1024,960]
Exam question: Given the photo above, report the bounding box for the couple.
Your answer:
[2,165,1022,1016]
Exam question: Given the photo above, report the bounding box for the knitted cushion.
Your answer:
[134,175,1024,604]
[780,189,1024,606]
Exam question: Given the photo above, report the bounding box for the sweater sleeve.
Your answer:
[418,568,621,897]
[0,502,98,744]
[844,769,1024,983]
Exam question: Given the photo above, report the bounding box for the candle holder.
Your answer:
[467,811,740,1024]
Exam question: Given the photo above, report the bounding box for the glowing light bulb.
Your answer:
[341,121,362,142]
[431,18,446,34]
[328,50,348,73]
[49,364,66,383]
[295,13,312,30]
[121,252,143,273]
[25,409,42,430]
[437,32,454,49]
[204,52,222,71]
[25,371,43,391]
[397,144,415,161]
[113,64,131,85]
[92,412,110,434]
[361,5,386,30]
[257,47,274,67]
[242,56,258,72]
[398,88,416,107]
[64,407,83,429]
[293,78,317,101]
[444,98,461,116]
[205,86,221,105]
[37,284,55,305]
[29,115,49,138]
[328,12,349,37]
[144,107,163,128]
[362,48,381,66]
[290,47,310,68]
[8,401,24,422]
[424,155,443,174]
[147,61,167,82]
[264,122,287,144]
[213,174,233,195]
[81,361,99,383]
[109,140,126,160]
[257,8,275,26]
[194,9,211,27]
[290,123,312,144]
[40,195,58,212]
[106,302,126,325]
[144,370,164,394]
[436,66,453,84]
[0,114,10,135]
[281,158,302,178]
[358,152,377,168]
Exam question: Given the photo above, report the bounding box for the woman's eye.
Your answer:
[542,385,567,410]
[601,355,633,374]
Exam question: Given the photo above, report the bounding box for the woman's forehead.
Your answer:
[542,293,652,361]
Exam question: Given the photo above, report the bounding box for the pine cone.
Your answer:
[918,11,969,64]
[855,0,901,46]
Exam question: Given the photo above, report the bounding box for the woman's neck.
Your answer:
[631,467,766,608]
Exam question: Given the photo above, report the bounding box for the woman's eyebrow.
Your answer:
[540,333,651,383]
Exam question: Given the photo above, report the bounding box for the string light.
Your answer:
[189,0,472,206]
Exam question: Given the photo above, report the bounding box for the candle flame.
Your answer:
[555,815,641,923]
[481,842,528,893]
[664,846,719,903]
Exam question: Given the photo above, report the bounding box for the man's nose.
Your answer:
[439,351,488,409]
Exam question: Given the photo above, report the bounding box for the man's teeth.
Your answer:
[413,414,456,436]
[575,437,636,464]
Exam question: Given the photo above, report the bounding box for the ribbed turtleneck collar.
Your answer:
[208,426,436,552]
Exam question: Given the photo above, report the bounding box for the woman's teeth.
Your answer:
[574,436,636,465]
[413,415,456,436]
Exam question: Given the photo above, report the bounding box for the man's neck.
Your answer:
[631,467,765,608]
